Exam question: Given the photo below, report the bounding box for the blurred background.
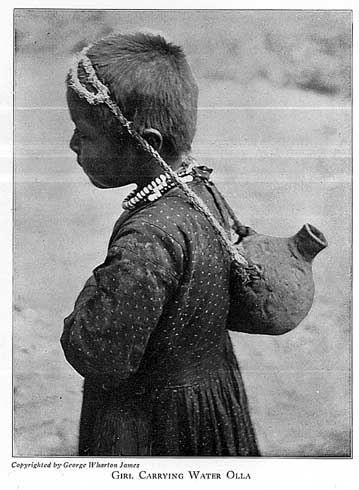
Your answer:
[14,10,352,456]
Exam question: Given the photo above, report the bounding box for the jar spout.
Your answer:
[293,223,328,262]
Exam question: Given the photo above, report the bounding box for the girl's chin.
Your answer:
[88,176,109,189]
[88,176,125,189]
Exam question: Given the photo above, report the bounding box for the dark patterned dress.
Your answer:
[60,167,259,456]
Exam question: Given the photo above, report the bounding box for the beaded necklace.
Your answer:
[122,169,194,211]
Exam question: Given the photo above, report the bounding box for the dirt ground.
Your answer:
[13,11,351,457]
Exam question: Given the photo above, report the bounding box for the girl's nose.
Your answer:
[70,131,80,153]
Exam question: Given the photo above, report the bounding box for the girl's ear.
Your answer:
[142,128,163,152]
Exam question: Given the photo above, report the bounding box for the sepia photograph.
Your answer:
[13,8,352,460]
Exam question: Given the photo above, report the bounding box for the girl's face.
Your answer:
[67,91,138,189]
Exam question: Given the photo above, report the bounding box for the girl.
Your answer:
[61,32,259,456]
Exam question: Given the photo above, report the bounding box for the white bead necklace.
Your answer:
[122,171,194,211]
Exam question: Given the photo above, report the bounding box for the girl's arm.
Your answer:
[60,221,184,388]
[73,275,97,310]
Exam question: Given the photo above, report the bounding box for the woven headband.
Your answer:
[67,45,258,283]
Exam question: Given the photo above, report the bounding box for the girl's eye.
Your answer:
[75,128,87,140]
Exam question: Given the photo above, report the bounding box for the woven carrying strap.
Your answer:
[68,45,260,284]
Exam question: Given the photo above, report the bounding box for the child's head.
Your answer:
[67,32,198,186]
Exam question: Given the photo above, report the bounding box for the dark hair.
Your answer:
[71,32,198,158]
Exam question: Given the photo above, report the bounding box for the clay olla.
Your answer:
[227,224,328,335]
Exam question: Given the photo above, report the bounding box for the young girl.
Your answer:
[61,32,259,456]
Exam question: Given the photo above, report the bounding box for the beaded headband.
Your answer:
[67,45,259,283]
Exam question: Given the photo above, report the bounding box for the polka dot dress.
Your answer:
[61,168,259,457]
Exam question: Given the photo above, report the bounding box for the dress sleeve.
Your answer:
[60,220,184,387]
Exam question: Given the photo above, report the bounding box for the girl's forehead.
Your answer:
[67,89,97,126]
